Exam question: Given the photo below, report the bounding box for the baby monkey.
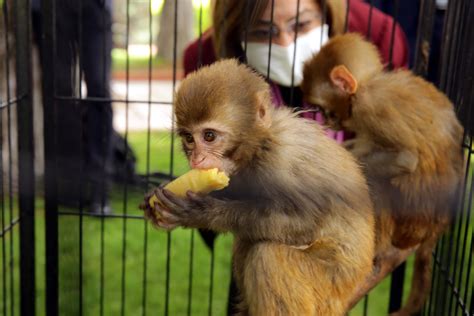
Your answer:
[141,59,375,315]
[301,33,464,315]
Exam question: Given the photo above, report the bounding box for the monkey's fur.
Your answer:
[141,59,375,315]
[301,33,464,315]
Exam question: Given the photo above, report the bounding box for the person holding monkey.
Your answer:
[184,0,409,143]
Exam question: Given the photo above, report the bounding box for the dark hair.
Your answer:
[211,0,347,59]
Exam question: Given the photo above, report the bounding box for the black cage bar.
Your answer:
[1,0,36,315]
[0,0,472,315]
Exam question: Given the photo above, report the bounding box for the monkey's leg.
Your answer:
[391,214,431,250]
[348,246,417,310]
[231,238,252,316]
[389,235,438,316]
[242,243,348,316]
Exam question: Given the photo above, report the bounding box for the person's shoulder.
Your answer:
[183,29,217,76]
[347,0,409,68]
[348,0,392,40]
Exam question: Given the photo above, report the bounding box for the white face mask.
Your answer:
[243,24,329,87]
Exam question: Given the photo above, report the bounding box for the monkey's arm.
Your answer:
[357,106,419,174]
[363,105,418,152]
[362,149,419,177]
[151,187,316,244]
[343,136,418,177]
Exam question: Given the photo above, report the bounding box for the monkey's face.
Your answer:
[322,96,354,131]
[178,123,237,176]
[321,107,344,130]
[173,59,274,177]
[302,86,351,131]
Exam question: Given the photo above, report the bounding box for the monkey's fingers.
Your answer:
[144,206,179,230]
[155,219,179,230]
[156,188,189,214]
[158,209,181,224]
[185,190,202,201]
[185,190,210,209]
[148,213,179,230]
[141,187,166,211]
[138,201,148,211]
[143,207,161,222]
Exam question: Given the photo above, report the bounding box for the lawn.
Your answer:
[43,130,234,316]
[1,131,472,315]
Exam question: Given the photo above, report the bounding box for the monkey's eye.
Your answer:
[203,130,216,142]
[183,133,194,144]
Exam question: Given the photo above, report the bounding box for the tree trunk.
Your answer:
[157,0,195,62]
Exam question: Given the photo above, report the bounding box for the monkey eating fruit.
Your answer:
[141,59,375,315]
[148,168,229,208]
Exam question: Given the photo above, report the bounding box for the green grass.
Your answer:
[32,213,233,316]
[55,215,233,315]
[1,131,473,315]
[52,131,233,315]
[112,49,167,72]
[126,130,189,176]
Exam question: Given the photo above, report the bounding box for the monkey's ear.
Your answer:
[330,65,358,94]
[255,91,272,128]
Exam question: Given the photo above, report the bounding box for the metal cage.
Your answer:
[0,0,472,315]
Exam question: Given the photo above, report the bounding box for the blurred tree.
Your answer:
[157,0,195,62]
[0,0,20,191]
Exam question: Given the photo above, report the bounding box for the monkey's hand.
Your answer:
[342,139,357,150]
[395,149,418,173]
[390,150,419,187]
[140,187,180,230]
[151,187,216,230]
[344,138,373,158]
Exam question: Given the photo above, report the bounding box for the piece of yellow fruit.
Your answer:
[148,168,229,208]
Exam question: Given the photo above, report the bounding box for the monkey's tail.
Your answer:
[390,235,438,315]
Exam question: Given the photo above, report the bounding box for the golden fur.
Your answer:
[302,33,464,315]
[169,59,375,315]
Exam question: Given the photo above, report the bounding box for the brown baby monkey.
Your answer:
[301,33,464,315]
[140,59,375,315]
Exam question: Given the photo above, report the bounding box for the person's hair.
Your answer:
[212,0,347,59]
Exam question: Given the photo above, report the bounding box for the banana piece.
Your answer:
[148,168,229,208]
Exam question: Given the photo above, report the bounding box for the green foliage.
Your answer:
[112,0,212,72]
[112,48,166,71]
[193,1,212,37]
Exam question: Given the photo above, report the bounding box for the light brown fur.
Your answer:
[142,59,375,315]
[301,33,464,315]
